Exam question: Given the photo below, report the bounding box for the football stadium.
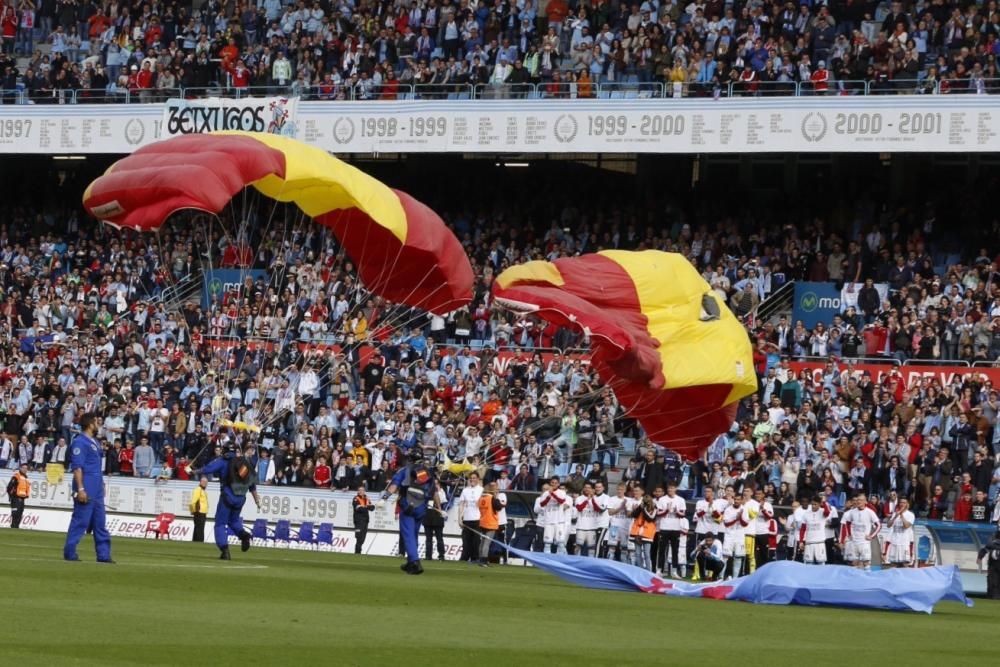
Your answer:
[1,0,1000,664]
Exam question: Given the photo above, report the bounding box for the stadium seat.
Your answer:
[316,523,335,551]
[144,513,175,540]
[274,519,292,547]
[251,518,271,546]
[295,522,317,549]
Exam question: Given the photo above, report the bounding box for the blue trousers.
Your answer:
[399,507,426,564]
[214,501,247,549]
[64,499,111,561]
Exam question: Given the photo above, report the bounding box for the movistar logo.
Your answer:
[799,290,840,312]
[800,292,818,312]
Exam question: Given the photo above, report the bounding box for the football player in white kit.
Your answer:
[798,496,832,564]
[605,483,633,562]
[573,482,608,557]
[781,500,805,561]
[722,494,748,578]
[592,481,611,557]
[752,488,775,568]
[536,477,570,554]
[693,487,717,545]
[840,493,881,570]
[676,515,690,578]
[884,498,916,568]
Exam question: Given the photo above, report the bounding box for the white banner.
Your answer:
[0,471,462,534]
[0,97,998,154]
[0,507,467,559]
[839,282,890,313]
[161,96,299,137]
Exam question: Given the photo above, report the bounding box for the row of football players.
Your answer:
[531,479,917,576]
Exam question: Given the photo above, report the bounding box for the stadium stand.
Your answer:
[1,0,999,104]
[1,150,999,573]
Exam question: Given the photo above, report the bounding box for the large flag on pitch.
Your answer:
[508,547,971,614]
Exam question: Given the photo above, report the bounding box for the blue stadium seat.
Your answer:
[273,519,292,546]
[295,521,316,550]
[316,523,335,550]
[251,518,271,545]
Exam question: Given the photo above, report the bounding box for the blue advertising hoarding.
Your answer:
[202,269,268,309]
[791,281,842,329]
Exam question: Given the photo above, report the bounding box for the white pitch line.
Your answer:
[0,555,268,570]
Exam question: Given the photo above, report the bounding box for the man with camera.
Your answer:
[692,533,725,581]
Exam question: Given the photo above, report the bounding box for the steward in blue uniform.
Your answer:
[64,413,113,563]
[197,445,261,560]
[382,447,440,575]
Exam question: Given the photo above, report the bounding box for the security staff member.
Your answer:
[197,444,261,560]
[63,413,114,563]
[976,531,1000,600]
[7,463,30,528]
[381,447,440,575]
[188,477,210,542]
[352,484,374,554]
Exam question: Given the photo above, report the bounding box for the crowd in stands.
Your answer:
[2,0,1000,101]
[1,168,999,576]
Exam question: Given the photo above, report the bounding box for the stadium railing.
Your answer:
[18,78,1000,104]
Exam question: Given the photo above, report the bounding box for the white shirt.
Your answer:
[460,484,483,521]
[150,408,168,433]
[824,505,839,540]
[723,504,748,540]
[593,493,611,529]
[657,494,686,531]
[533,495,548,527]
[886,510,916,546]
[800,506,830,544]
[540,488,570,525]
[755,500,775,536]
[496,491,508,525]
[574,493,607,531]
[710,498,730,533]
[694,498,715,534]
[844,506,881,543]
[608,495,631,528]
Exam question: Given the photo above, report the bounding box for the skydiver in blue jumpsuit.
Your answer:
[64,413,113,563]
[381,447,441,575]
[196,444,261,560]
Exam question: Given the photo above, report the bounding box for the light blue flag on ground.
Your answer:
[508,547,972,614]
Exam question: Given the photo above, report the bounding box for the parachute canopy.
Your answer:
[492,250,755,459]
[82,132,473,315]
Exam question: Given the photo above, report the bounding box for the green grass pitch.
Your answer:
[0,529,996,666]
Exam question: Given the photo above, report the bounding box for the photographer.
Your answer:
[693,533,725,581]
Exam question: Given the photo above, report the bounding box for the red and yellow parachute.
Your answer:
[492,250,755,460]
[82,132,472,315]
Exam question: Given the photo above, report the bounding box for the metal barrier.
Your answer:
[0,89,26,104]
[17,76,1000,104]
[791,355,902,366]
[727,80,798,97]
[904,359,971,367]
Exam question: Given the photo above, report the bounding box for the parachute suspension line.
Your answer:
[223,189,277,392]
